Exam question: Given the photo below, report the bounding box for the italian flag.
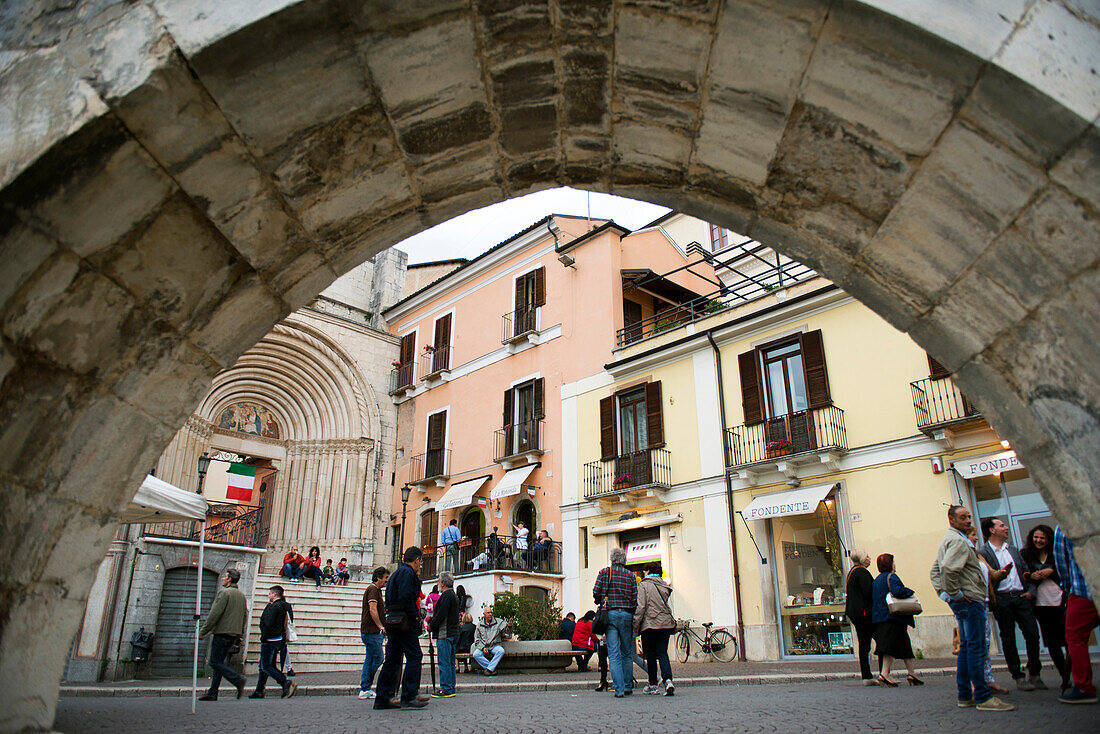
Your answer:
[477,496,487,509]
[227,463,255,502]
[527,485,536,497]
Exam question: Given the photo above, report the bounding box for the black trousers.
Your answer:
[991,593,1042,678]
[572,645,594,670]
[206,634,243,694]
[1034,604,1070,682]
[374,625,423,703]
[851,619,875,680]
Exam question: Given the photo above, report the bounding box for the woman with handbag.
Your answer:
[845,549,877,685]
[871,553,923,687]
[633,562,676,696]
[1022,524,1072,692]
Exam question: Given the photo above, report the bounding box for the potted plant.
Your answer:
[423,344,436,354]
[613,473,632,490]
[391,359,402,369]
[766,439,795,458]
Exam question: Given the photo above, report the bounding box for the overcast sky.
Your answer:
[392,187,670,264]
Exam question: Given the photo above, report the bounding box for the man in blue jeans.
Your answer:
[593,547,638,698]
[932,505,1014,712]
[250,585,297,699]
[442,520,461,573]
[358,566,389,700]
[429,572,460,697]
[374,547,429,710]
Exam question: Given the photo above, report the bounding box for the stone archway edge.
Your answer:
[1,2,1098,731]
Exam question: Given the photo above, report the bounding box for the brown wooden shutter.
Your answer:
[645,381,664,448]
[800,330,832,409]
[927,353,950,379]
[427,412,446,450]
[533,377,544,419]
[738,349,765,426]
[433,314,451,351]
[599,396,616,461]
[532,267,546,307]
[400,333,416,365]
[502,388,513,429]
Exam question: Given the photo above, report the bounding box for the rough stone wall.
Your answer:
[0,1,1098,730]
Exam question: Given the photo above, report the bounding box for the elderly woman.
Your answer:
[845,549,876,685]
[871,553,923,686]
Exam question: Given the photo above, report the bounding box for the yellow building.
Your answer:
[561,213,1048,662]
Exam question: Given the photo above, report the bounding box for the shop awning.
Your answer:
[591,512,682,536]
[120,474,208,524]
[489,464,537,501]
[437,475,491,511]
[740,482,837,522]
[626,539,662,564]
[952,450,1022,479]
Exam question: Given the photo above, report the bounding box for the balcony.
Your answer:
[420,534,563,581]
[911,376,984,442]
[726,406,848,482]
[388,363,414,396]
[143,504,268,549]
[583,448,672,506]
[419,345,452,385]
[409,448,451,488]
[494,419,545,468]
[501,306,538,350]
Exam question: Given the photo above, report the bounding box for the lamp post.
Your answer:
[191,451,211,715]
[196,452,211,493]
[399,483,412,554]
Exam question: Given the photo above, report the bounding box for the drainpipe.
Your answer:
[707,332,747,661]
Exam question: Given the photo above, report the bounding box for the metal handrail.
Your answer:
[389,363,414,393]
[910,376,981,431]
[502,307,538,342]
[410,448,451,483]
[419,345,452,377]
[725,406,847,468]
[493,419,544,462]
[583,448,672,499]
[420,534,563,579]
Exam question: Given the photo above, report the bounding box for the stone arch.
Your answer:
[1,2,1098,729]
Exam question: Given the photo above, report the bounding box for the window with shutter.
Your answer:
[738,349,765,426]
[514,271,539,334]
[426,412,446,477]
[927,353,950,379]
[532,267,546,307]
[709,224,729,252]
[644,381,664,448]
[397,333,416,387]
[799,330,831,409]
[599,396,616,461]
[432,314,451,372]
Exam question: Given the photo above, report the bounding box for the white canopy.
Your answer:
[489,464,537,501]
[438,475,491,511]
[952,450,1022,479]
[740,482,837,522]
[120,474,208,524]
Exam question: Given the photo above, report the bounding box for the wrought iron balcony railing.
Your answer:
[419,345,452,379]
[502,306,538,343]
[420,534,563,579]
[911,376,982,432]
[494,419,544,462]
[389,363,414,393]
[583,448,672,500]
[410,448,451,484]
[143,505,268,549]
[725,406,847,469]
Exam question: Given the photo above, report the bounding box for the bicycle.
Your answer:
[674,619,738,663]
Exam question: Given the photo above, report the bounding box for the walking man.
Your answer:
[429,572,460,697]
[593,547,638,698]
[198,568,249,701]
[374,547,429,710]
[250,585,297,699]
[1053,525,1099,704]
[442,519,461,573]
[358,566,389,700]
[930,506,1013,711]
[979,517,1044,690]
[472,607,515,675]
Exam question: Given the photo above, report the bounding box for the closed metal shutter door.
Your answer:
[151,567,218,677]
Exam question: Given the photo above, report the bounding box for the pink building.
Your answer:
[382,213,715,612]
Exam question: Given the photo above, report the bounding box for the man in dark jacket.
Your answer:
[374,547,428,710]
[250,585,297,699]
[198,568,248,701]
[981,517,1044,690]
[429,572,460,697]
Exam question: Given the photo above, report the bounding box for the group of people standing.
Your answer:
[844,549,924,688]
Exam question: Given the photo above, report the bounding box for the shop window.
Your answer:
[520,586,549,604]
[771,495,850,656]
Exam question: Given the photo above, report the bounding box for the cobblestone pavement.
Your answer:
[56,678,1097,734]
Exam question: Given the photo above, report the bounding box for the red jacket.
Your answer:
[572,619,596,651]
[282,552,305,569]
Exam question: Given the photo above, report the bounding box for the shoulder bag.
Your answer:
[285,617,299,643]
[592,597,609,635]
[885,573,923,616]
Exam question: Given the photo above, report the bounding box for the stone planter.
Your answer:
[491,639,577,672]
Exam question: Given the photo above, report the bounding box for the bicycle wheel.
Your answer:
[708,629,738,662]
[675,630,691,663]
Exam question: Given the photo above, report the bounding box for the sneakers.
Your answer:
[1029,675,1048,690]
[957,698,975,708]
[431,691,456,698]
[663,679,675,697]
[286,668,296,677]
[1059,687,1099,704]
[358,689,375,699]
[1015,676,1035,691]
[642,684,659,695]
[976,696,1015,711]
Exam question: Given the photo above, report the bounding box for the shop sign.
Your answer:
[952,450,1022,479]
[741,483,836,521]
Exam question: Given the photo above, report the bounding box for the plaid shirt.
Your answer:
[593,563,637,612]
[1053,525,1092,600]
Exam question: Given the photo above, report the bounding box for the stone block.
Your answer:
[188,276,286,369]
[561,134,609,184]
[1050,124,1099,206]
[474,0,552,59]
[616,9,710,100]
[500,104,558,155]
[491,56,557,109]
[801,1,982,154]
[363,18,483,126]
[971,223,1068,314]
[397,103,494,159]
[611,121,691,187]
[338,0,466,33]
[187,0,372,155]
[0,364,88,484]
[412,142,501,204]
[993,0,1100,122]
[152,0,300,57]
[860,0,1026,61]
[322,209,425,284]
[110,337,218,427]
[696,0,824,185]
[0,212,57,311]
[271,250,339,312]
[562,46,610,129]
[504,157,561,196]
[557,0,613,37]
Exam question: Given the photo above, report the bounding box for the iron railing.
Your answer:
[143,504,267,548]
[421,534,563,579]
[583,448,672,499]
[410,448,451,483]
[911,376,981,431]
[494,419,544,462]
[419,345,451,378]
[725,406,847,468]
[389,363,414,393]
[502,306,538,342]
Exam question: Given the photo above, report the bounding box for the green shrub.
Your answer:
[491,591,563,641]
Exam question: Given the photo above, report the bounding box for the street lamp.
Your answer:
[196,452,211,493]
[399,483,412,554]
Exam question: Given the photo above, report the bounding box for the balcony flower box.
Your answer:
[765,439,795,459]
[613,473,633,491]
[458,538,473,549]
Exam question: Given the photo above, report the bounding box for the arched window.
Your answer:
[513,499,537,534]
